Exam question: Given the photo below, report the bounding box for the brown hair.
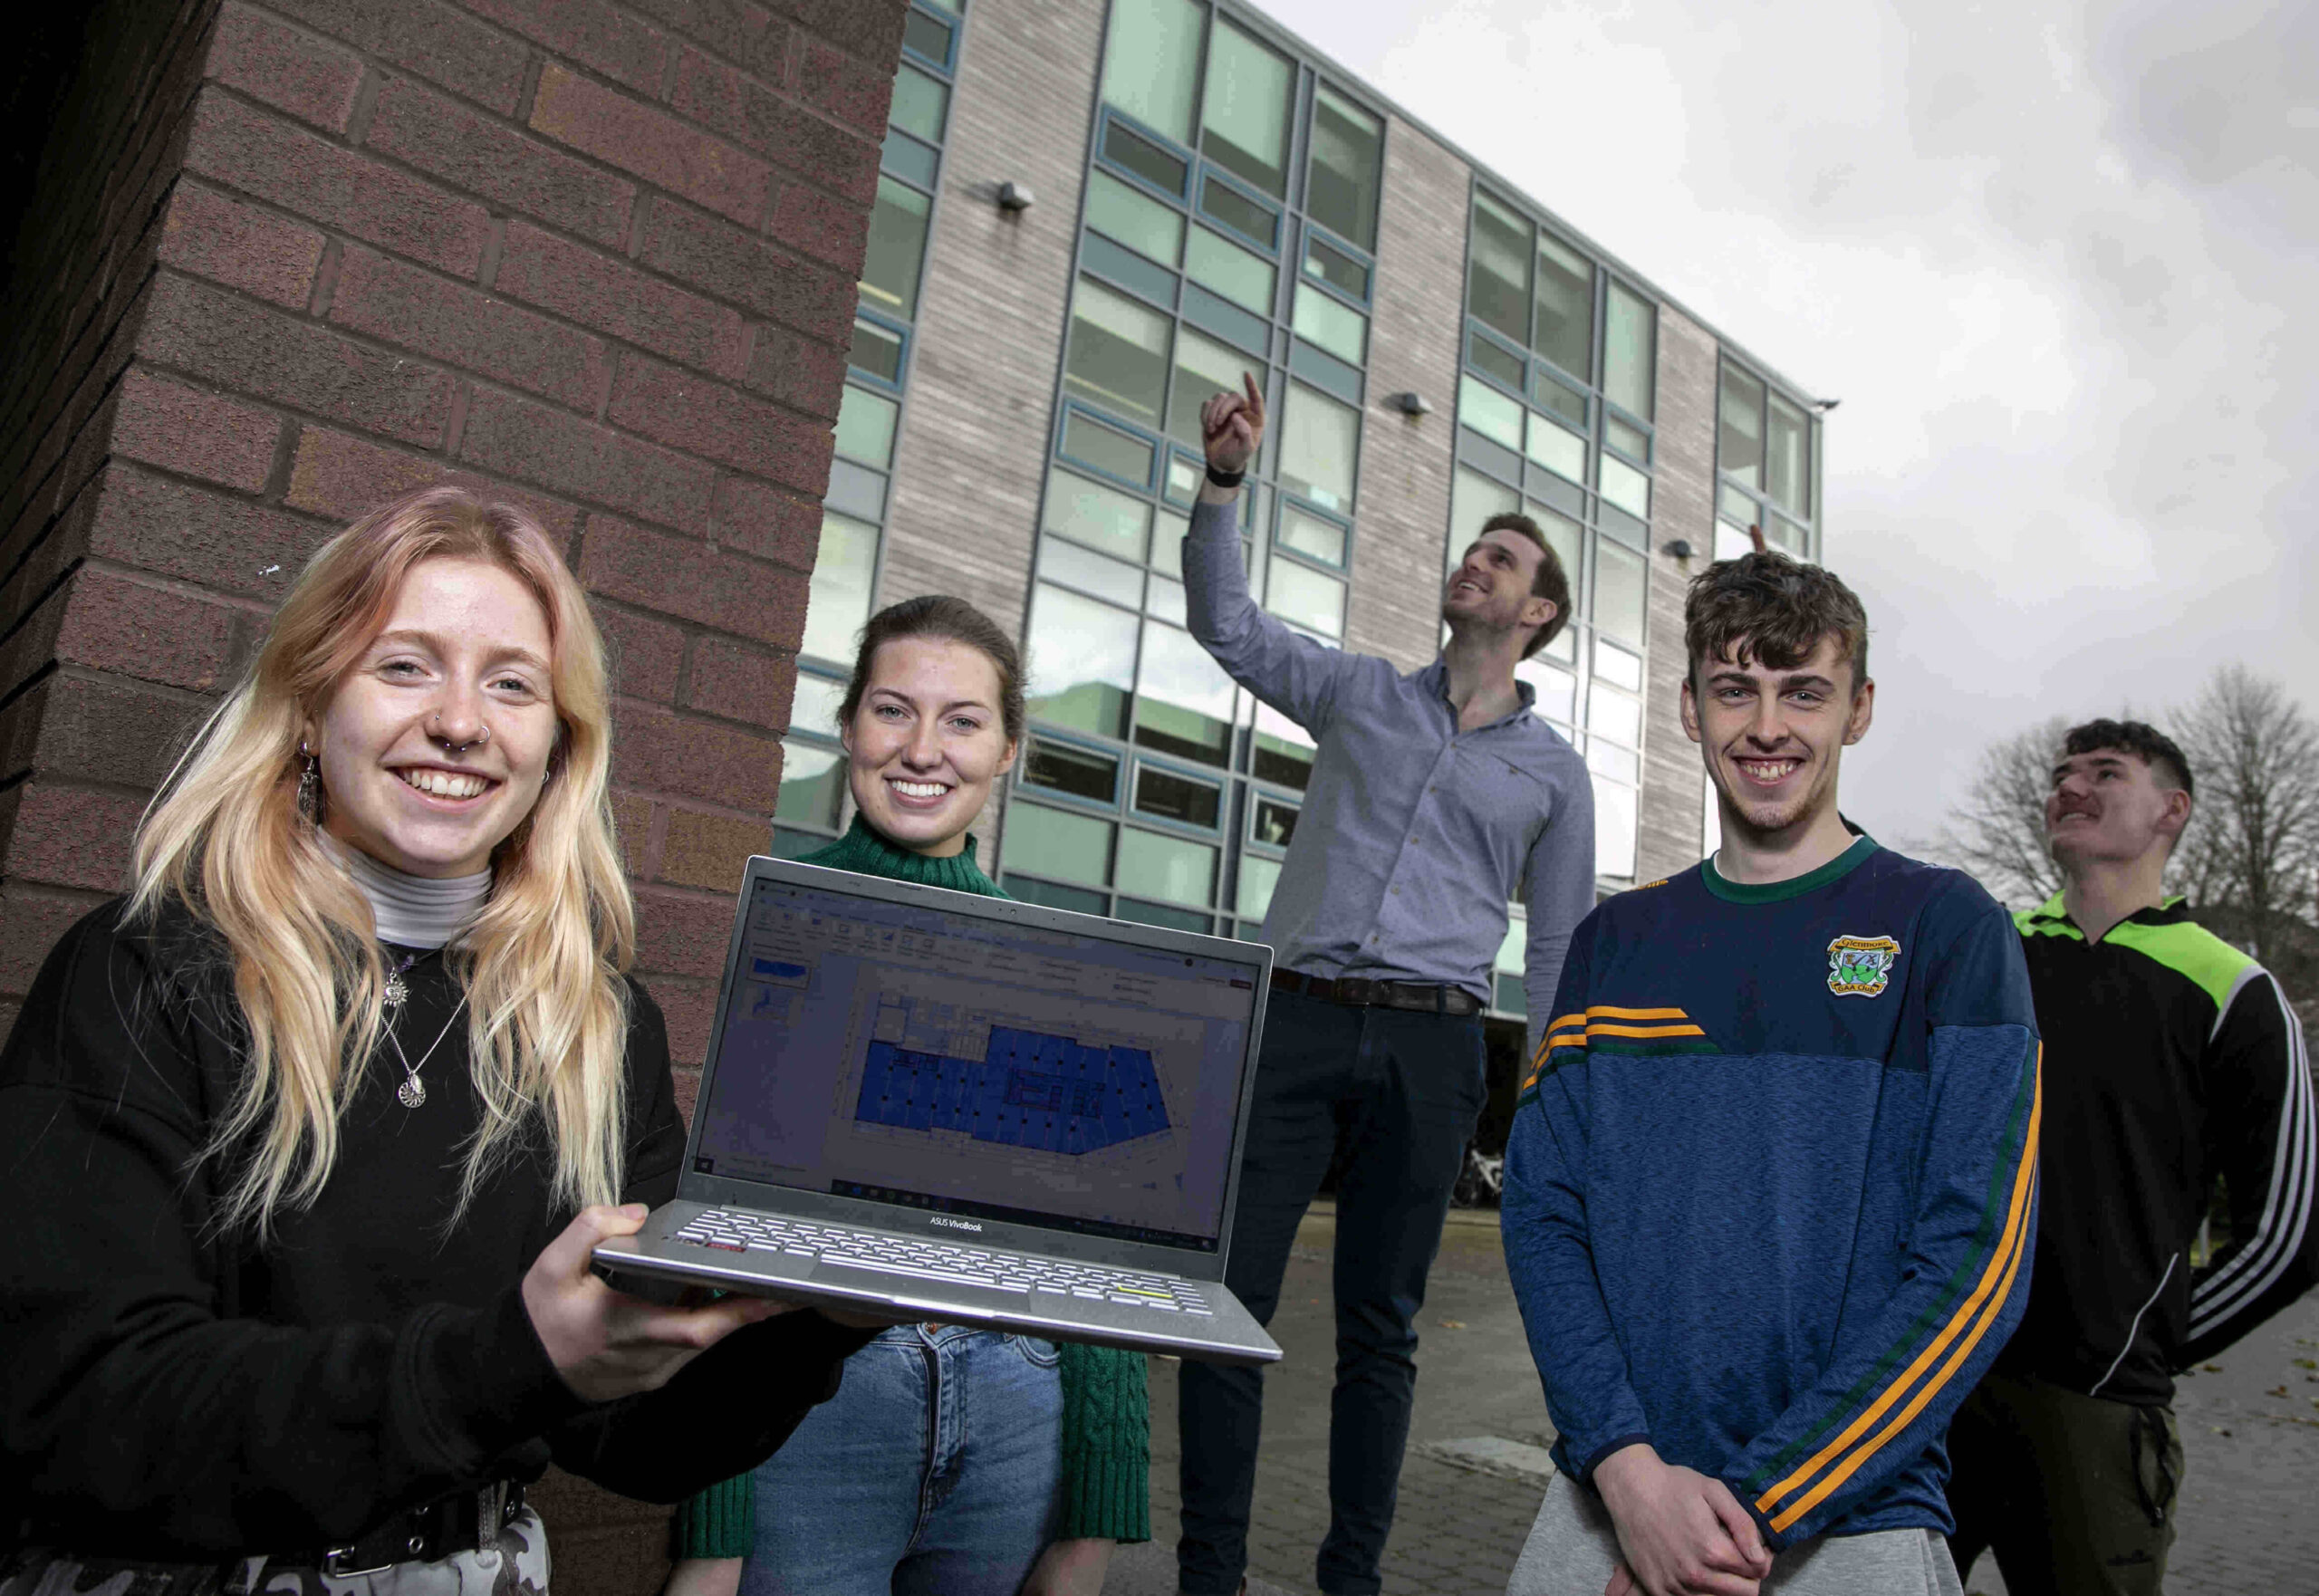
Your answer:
[1476,511,1573,659]
[1684,551,1870,692]
[838,594,1025,745]
[2062,718,2194,798]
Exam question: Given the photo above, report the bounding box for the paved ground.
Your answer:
[1110,1204,2319,1596]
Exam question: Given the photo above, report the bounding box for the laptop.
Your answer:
[594,855,1283,1366]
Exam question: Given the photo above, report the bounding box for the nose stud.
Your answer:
[430,713,490,754]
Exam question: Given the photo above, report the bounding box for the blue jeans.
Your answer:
[740,1324,1066,1596]
[1177,993,1487,1596]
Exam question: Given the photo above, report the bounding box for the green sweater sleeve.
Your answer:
[670,1471,753,1561]
[1056,1342,1150,1543]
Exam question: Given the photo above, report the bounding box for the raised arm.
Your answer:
[1182,374,1362,735]
[2182,965,2317,1365]
[1518,764,1597,1061]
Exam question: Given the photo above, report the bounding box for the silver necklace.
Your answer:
[380,952,463,1109]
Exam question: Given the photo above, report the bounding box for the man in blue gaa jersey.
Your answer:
[1502,553,2041,1596]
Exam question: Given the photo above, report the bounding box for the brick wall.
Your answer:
[0,0,906,1581]
[1633,301,1716,883]
[1348,114,1466,673]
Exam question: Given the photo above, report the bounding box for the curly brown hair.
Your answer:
[1684,551,1869,692]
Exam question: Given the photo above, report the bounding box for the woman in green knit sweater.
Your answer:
[665,596,1149,1596]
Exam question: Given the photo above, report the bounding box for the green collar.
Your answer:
[2018,889,2188,941]
[1702,831,1879,904]
[796,815,1007,899]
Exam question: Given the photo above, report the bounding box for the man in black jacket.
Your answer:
[1947,719,2317,1595]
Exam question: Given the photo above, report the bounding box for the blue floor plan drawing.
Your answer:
[855,1026,1173,1154]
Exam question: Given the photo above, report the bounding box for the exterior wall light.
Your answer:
[1386,391,1431,416]
[996,180,1034,213]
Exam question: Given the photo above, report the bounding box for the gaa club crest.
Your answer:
[1826,934,1901,998]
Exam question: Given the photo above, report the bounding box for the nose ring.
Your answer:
[430,713,490,754]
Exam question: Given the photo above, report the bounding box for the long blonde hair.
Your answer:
[130,486,637,1236]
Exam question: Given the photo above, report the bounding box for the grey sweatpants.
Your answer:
[1507,1475,1963,1596]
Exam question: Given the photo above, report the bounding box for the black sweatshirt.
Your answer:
[1997,895,2318,1403]
[0,902,873,1560]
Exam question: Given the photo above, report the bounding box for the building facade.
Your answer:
[775,0,1828,1042]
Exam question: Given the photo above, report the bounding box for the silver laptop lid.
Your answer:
[679,856,1274,1281]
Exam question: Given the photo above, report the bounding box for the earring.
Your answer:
[297,745,320,822]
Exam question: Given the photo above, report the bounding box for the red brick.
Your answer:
[658,985,713,1081]
[87,464,332,600]
[0,782,147,895]
[766,178,868,276]
[630,881,740,978]
[157,179,326,309]
[632,0,786,80]
[461,0,670,94]
[284,427,582,544]
[794,36,891,138]
[0,880,106,997]
[207,3,364,132]
[659,805,764,890]
[740,321,846,419]
[531,65,769,228]
[683,635,795,730]
[609,788,652,874]
[183,87,488,276]
[596,604,685,702]
[667,54,878,207]
[0,1000,18,1050]
[494,222,746,379]
[28,672,211,791]
[262,0,528,115]
[54,568,245,693]
[458,389,716,534]
[610,700,782,810]
[636,197,855,334]
[605,355,829,493]
[774,0,905,67]
[140,273,457,447]
[328,245,610,413]
[365,78,636,250]
[708,476,818,569]
[580,514,806,648]
[109,368,284,491]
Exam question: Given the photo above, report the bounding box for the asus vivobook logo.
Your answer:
[931,1216,983,1233]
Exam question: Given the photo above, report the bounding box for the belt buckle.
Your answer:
[322,1546,400,1577]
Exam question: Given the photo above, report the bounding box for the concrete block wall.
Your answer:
[1634,302,1716,884]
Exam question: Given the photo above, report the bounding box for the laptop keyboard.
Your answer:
[674,1208,1215,1315]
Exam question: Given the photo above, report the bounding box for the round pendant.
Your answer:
[397,1073,427,1109]
[383,970,409,1009]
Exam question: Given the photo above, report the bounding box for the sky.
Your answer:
[1260,0,2318,851]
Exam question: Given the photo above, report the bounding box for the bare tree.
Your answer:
[2169,667,2319,969]
[1926,716,2073,909]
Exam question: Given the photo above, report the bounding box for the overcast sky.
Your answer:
[1263,0,2317,852]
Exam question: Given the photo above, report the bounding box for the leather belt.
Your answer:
[305,1481,524,1576]
[1272,968,1484,1016]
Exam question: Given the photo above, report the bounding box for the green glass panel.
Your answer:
[1006,874,1109,915]
[1044,467,1150,561]
[1265,555,1343,638]
[1043,536,1145,608]
[833,383,898,468]
[1306,83,1382,251]
[1525,410,1585,484]
[849,317,902,382]
[1496,915,1525,975]
[1534,230,1593,381]
[801,510,878,663]
[1152,507,1188,578]
[1599,452,1650,519]
[1198,176,1278,250]
[1007,803,1114,889]
[790,670,845,736]
[1251,794,1298,846]
[1304,232,1370,299]
[1026,582,1135,739]
[1292,284,1367,366]
[1167,325,1254,449]
[1185,226,1275,315]
[1767,392,1811,517]
[1458,375,1524,454]
[1251,700,1313,789]
[1719,365,1765,490]
[861,176,930,320]
[1116,898,1210,932]
[1595,636,1643,690]
[1468,330,1525,391]
[1102,0,1203,145]
[1278,384,1358,513]
[1448,466,1520,573]
[1023,738,1120,803]
[1593,772,1638,880]
[1593,537,1647,645]
[1718,480,1757,529]
[1516,659,1576,726]
[1588,680,1641,747]
[1086,169,1185,264]
[1236,852,1280,920]
[1116,826,1217,907]
[1605,413,1650,464]
[1061,410,1155,485]
[1134,619,1235,767]
[882,130,938,188]
[1199,20,1292,198]
[1134,765,1222,827]
[1529,504,1583,597]
[1103,119,1189,197]
[889,63,948,143]
[1063,276,1171,430]
[1602,281,1656,422]
[775,739,844,829]
[1277,503,1345,566]
[1467,190,1530,346]
[903,8,953,56]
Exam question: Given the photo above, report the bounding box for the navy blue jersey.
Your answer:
[1501,835,2040,1547]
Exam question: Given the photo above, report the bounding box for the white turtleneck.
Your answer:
[318,832,492,949]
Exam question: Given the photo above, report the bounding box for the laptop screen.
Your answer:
[691,872,1263,1254]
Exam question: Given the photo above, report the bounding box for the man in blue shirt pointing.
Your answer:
[1175,376,1597,1596]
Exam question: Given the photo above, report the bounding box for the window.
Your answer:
[861,177,931,319]
[1277,385,1358,512]
[1534,232,1593,381]
[1199,22,1293,199]
[1306,85,1382,250]
[1717,356,1822,561]
[1602,282,1655,423]
[1026,583,1136,739]
[1467,190,1530,346]
[1102,0,1202,143]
